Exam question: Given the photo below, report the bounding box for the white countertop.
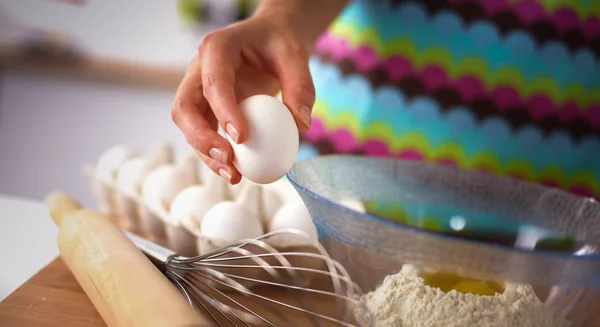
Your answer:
[0,194,58,301]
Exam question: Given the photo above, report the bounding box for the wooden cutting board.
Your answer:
[0,257,347,327]
[0,257,106,327]
[3,257,598,327]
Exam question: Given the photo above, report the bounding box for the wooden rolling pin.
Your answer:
[46,192,211,327]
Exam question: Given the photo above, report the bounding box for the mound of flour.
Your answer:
[358,265,570,327]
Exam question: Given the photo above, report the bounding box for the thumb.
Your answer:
[275,54,315,131]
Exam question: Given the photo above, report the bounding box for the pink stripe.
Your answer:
[436,157,459,167]
[552,8,582,35]
[395,149,426,161]
[455,75,486,102]
[540,180,560,188]
[420,65,450,92]
[480,0,511,16]
[489,85,521,112]
[354,46,380,71]
[363,139,391,157]
[329,129,359,152]
[569,185,595,198]
[444,0,599,41]
[315,33,598,123]
[303,118,327,142]
[325,38,351,62]
[306,126,598,199]
[556,101,580,122]
[382,56,413,82]
[583,17,600,40]
[586,105,600,128]
[513,0,546,26]
[527,94,555,120]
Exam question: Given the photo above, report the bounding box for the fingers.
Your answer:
[171,95,241,184]
[273,45,315,131]
[172,64,241,183]
[198,151,242,185]
[200,36,248,144]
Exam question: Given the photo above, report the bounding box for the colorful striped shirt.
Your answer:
[300,0,600,201]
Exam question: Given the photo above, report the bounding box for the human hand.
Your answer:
[171,14,316,185]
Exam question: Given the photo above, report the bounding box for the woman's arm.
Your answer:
[253,0,349,48]
[171,1,348,184]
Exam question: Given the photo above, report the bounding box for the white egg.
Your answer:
[263,178,302,204]
[269,200,317,246]
[169,175,228,233]
[116,143,174,197]
[226,177,249,200]
[141,165,195,213]
[226,94,299,184]
[95,145,137,184]
[197,160,213,186]
[148,141,175,167]
[230,179,284,226]
[201,202,264,241]
[259,185,284,226]
[116,157,148,196]
[176,152,202,184]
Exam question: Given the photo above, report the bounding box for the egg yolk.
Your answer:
[419,271,505,296]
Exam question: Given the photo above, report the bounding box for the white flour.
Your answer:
[357,265,570,327]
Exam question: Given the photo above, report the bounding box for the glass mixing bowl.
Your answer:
[287,155,600,327]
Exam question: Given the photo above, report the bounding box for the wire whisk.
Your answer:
[124,229,373,327]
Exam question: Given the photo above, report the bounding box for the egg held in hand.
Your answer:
[226,95,299,184]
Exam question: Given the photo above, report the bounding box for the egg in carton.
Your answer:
[131,150,255,254]
[138,152,200,245]
[86,94,347,284]
[167,172,231,257]
[265,192,368,286]
[114,142,175,234]
[195,179,332,288]
[87,144,355,288]
[84,145,139,227]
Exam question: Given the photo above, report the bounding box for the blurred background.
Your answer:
[0,0,259,206]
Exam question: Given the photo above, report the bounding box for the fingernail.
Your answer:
[226,123,240,143]
[298,105,311,129]
[209,148,228,164]
[218,168,232,183]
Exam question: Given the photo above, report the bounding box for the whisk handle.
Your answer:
[46,192,211,327]
[123,230,175,269]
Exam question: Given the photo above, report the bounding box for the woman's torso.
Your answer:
[301,0,600,200]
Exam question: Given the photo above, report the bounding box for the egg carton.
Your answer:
[83,142,330,272]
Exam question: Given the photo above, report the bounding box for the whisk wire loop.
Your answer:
[125,229,373,326]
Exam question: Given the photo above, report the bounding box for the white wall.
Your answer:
[0,71,191,206]
[1,0,202,66]
[0,0,210,206]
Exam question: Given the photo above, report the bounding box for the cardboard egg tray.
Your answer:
[83,145,326,287]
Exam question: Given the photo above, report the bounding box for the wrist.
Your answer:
[252,0,347,50]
